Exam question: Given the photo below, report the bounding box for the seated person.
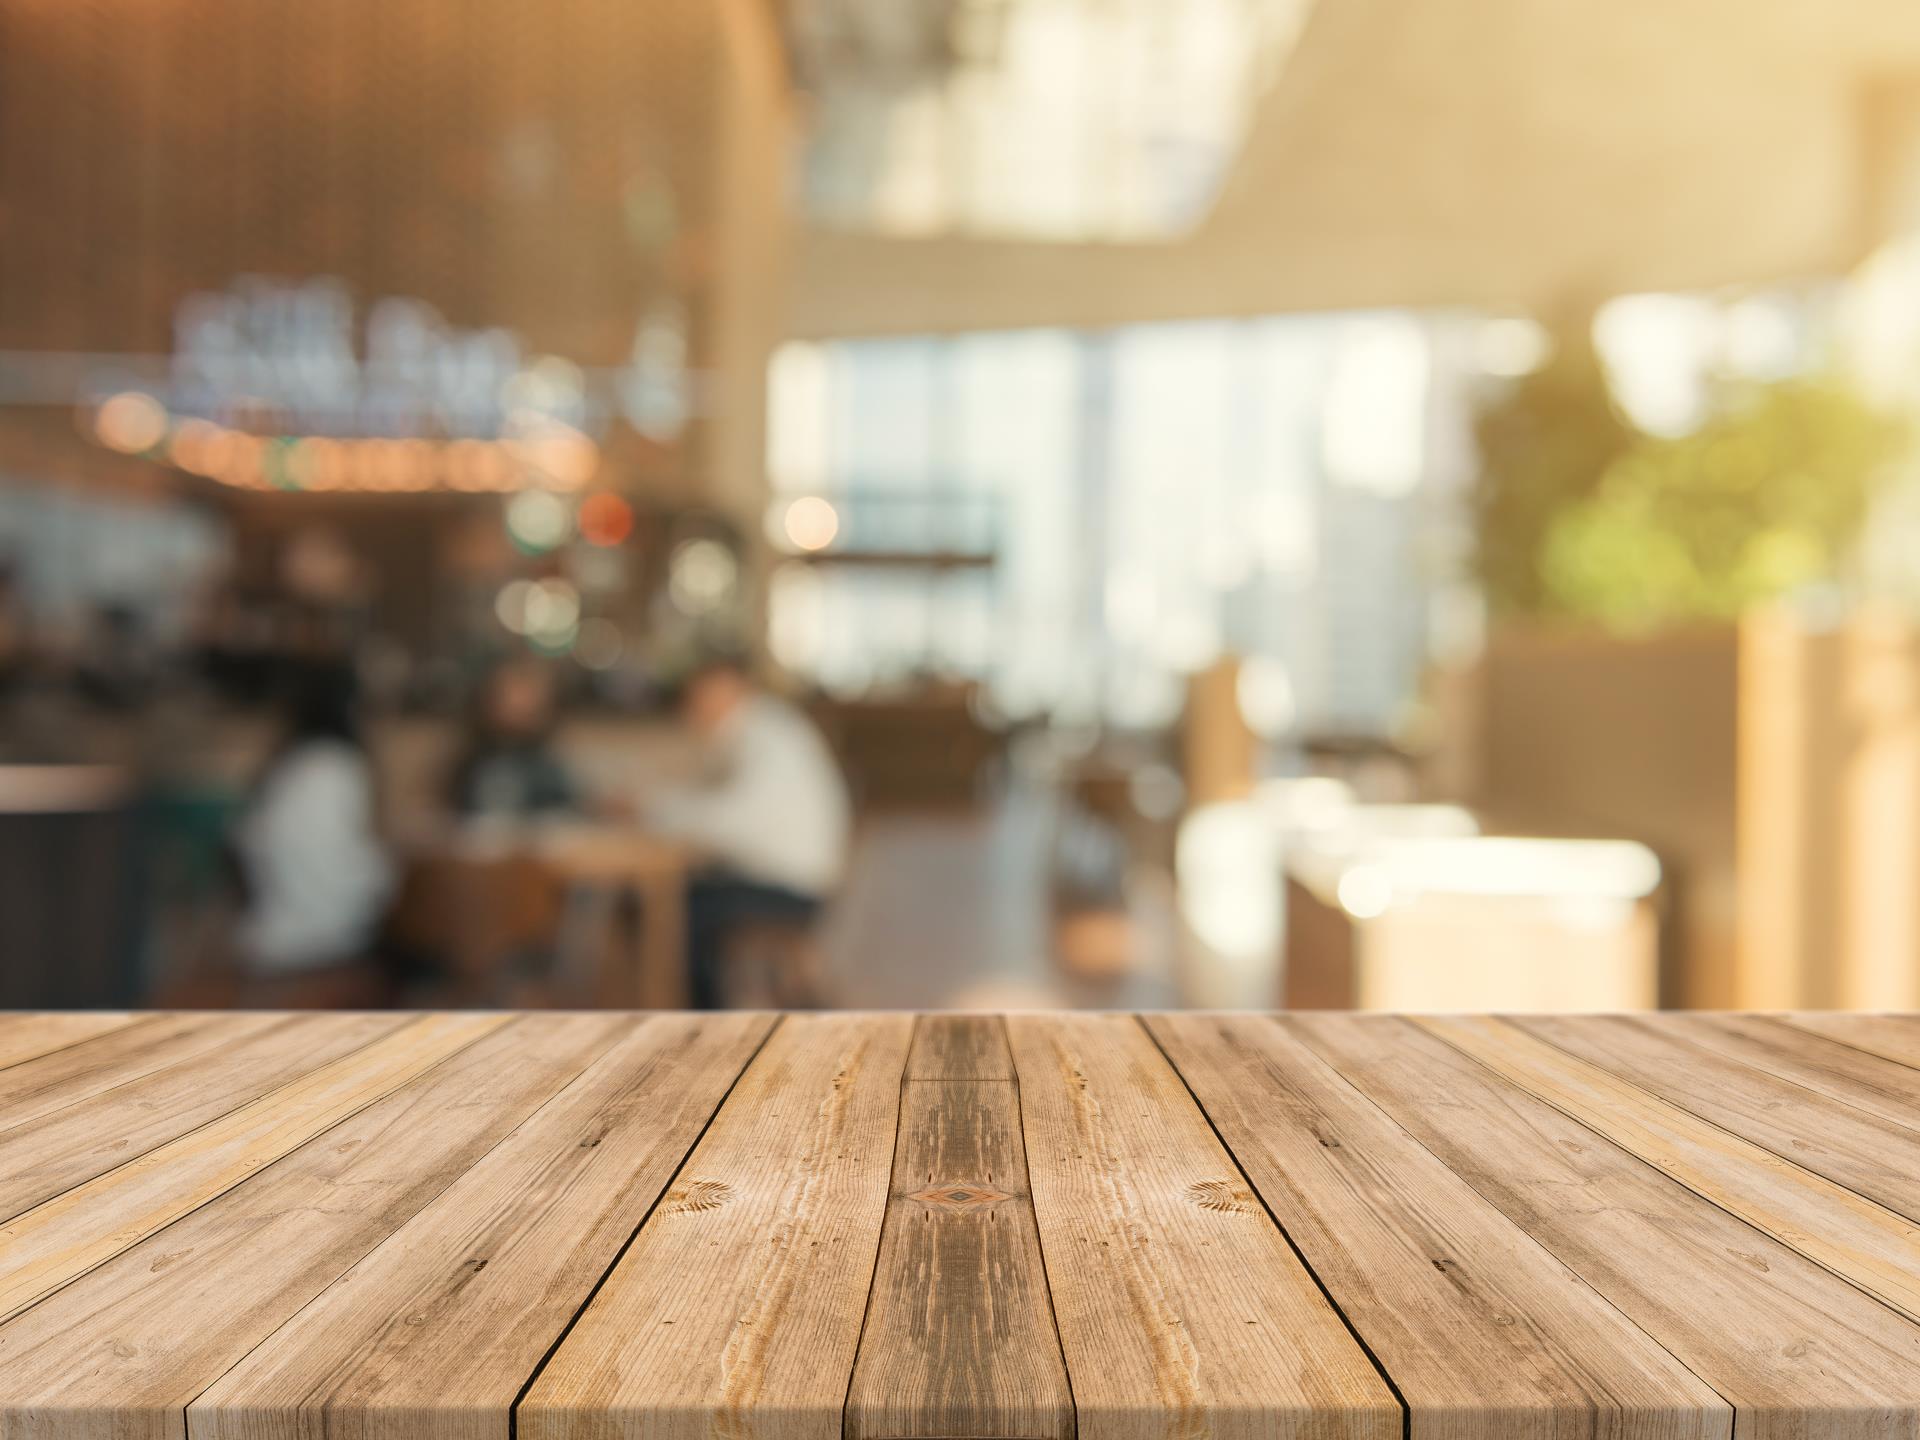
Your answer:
[646,654,850,1008]
[232,661,394,1004]
[447,657,577,820]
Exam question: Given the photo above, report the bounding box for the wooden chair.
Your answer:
[721,917,829,1009]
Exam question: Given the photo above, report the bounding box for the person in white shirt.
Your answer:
[645,654,850,1007]
[233,663,394,1002]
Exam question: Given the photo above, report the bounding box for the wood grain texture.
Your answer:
[1515,1014,1920,1223]
[0,1015,627,1440]
[0,1012,282,1137]
[1294,1013,1920,1440]
[906,1014,1016,1080]
[193,1013,776,1440]
[847,1017,1072,1440]
[1008,1013,1400,1440]
[0,1012,409,1221]
[0,1014,140,1072]
[1417,1015,1920,1325]
[1777,1012,1920,1071]
[2,1011,1920,1440]
[1148,1012,1726,1440]
[1654,1013,1920,1135]
[518,1012,913,1440]
[0,1012,506,1323]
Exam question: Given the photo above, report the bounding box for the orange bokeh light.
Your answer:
[578,491,634,547]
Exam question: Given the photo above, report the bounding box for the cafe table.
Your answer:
[395,822,693,1007]
[2,1009,1920,1440]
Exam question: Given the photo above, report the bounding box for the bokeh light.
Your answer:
[667,537,740,614]
[511,422,599,490]
[505,489,573,553]
[1235,656,1297,738]
[524,578,581,643]
[578,492,634,548]
[494,578,538,634]
[782,495,839,552]
[94,392,170,454]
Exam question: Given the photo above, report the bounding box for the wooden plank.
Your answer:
[1515,1014,1920,1222]
[0,1012,507,1323]
[1416,1015,1920,1325]
[1779,1012,1920,1071]
[1008,1013,1399,1440]
[0,1012,285,1135]
[846,1017,1071,1440]
[0,1014,141,1072]
[1651,1013,1920,1135]
[906,1014,1014,1080]
[1295,1013,1920,1440]
[1147,1013,1726,1440]
[519,1013,912,1440]
[0,1012,410,1221]
[192,1013,777,1440]
[0,1014,628,1440]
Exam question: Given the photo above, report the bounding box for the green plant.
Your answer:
[1540,377,1905,629]
[1472,325,1635,617]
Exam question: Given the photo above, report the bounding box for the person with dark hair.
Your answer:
[231,660,393,994]
[646,654,850,1008]
[446,658,576,820]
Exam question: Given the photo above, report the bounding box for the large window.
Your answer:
[767,312,1449,738]
[766,288,1838,737]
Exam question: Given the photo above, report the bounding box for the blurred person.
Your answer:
[647,653,851,1008]
[447,658,577,820]
[231,660,394,1003]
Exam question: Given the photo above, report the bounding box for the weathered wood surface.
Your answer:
[194,1013,774,1440]
[0,1012,409,1223]
[1780,1011,1920,1069]
[1291,1014,1920,1440]
[1146,1013,1724,1440]
[2,1011,1920,1440]
[0,1013,140,1071]
[0,1015,626,1440]
[845,1016,1071,1440]
[1513,1013,1920,1223]
[0,1013,268,1133]
[519,1012,912,1440]
[1419,1015,1920,1327]
[0,1013,502,1323]
[1008,1013,1399,1440]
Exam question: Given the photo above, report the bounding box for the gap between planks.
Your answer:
[1416,1014,1920,1329]
[11,1013,1920,1440]
[1145,1012,1734,1440]
[0,1013,144,1073]
[0,1013,512,1323]
[1288,1013,1920,1440]
[843,1014,1075,1440]
[1137,1016,1419,1438]
[499,1012,787,1440]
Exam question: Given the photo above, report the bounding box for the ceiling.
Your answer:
[789,0,1920,334]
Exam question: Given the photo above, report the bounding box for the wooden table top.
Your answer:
[3,1011,1920,1440]
[403,819,693,873]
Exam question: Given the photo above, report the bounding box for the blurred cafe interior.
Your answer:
[8,0,1920,1014]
